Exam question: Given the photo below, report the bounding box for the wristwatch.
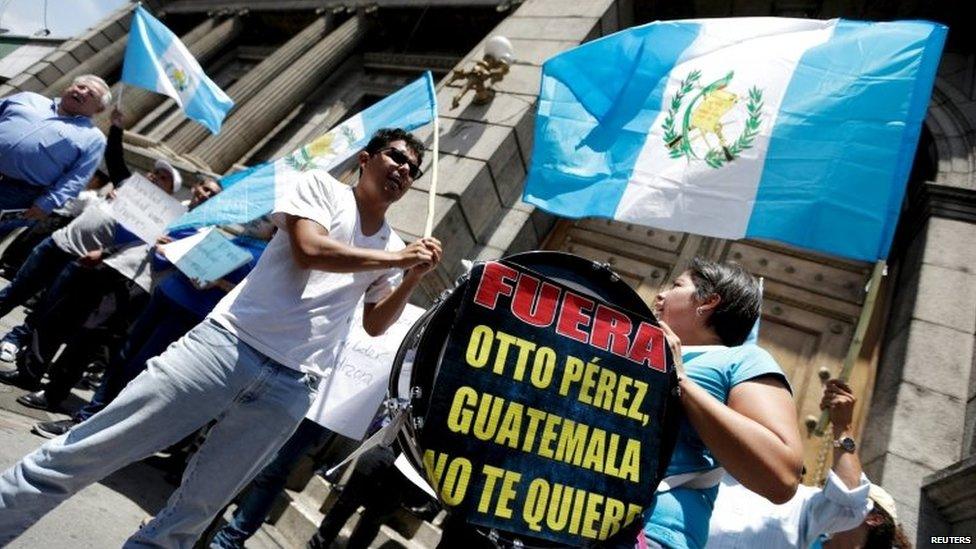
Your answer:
[833,435,856,453]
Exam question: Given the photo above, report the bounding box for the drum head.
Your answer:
[390,252,680,548]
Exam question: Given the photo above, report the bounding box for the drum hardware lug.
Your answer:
[595,261,620,282]
[512,539,524,548]
[411,386,423,400]
[384,397,409,411]
[487,529,500,543]
[412,417,425,429]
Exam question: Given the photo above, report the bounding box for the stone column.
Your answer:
[100,15,242,131]
[44,35,129,96]
[163,14,334,153]
[189,14,367,173]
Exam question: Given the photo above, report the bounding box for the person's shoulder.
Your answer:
[303,169,352,203]
[306,169,347,192]
[729,344,777,365]
[6,91,44,104]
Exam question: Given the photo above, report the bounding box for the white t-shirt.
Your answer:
[209,170,405,377]
[707,471,872,548]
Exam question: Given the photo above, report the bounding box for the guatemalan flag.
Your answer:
[523,18,946,261]
[169,72,437,230]
[121,5,233,133]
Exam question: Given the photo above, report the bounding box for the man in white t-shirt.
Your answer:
[0,128,443,548]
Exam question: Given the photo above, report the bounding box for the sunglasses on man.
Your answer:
[378,147,423,180]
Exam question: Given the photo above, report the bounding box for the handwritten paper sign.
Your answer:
[109,174,186,244]
[306,303,425,439]
[160,228,252,287]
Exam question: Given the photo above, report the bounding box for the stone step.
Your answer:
[264,475,444,549]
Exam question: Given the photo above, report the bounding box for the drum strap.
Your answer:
[656,467,726,492]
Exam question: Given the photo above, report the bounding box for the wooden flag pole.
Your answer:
[423,112,439,238]
[813,259,887,436]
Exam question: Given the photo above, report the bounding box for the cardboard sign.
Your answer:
[109,174,186,244]
[417,261,675,545]
[160,228,252,287]
[306,303,425,439]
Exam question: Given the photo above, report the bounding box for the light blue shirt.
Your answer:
[0,92,106,212]
[643,345,790,549]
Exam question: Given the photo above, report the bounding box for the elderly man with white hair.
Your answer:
[0,74,111,218]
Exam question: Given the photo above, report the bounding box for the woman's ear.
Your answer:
[357,150,371,169]
[699,292,722,315]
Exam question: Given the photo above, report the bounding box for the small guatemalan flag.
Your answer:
[121,5,234,133]
[523,18,947,261]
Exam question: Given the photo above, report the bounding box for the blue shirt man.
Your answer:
[0,75,109,217]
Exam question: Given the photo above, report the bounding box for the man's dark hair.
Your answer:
[363,128,425,166]
[687,258,761,346]
[864,507,912,549]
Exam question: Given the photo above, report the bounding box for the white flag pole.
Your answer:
[423,112,439,238]
[116,83,125,108]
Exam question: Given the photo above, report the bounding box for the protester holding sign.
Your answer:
[642,259,803,549]
[0,110,184,391]
[0,128,442,548]
[27,231,264,432]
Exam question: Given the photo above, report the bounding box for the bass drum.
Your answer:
[388,251,677,548]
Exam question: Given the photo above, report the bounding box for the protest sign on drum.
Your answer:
[416,260,677,545]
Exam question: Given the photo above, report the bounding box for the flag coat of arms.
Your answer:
[121,5,234,133]
[523,18,946,261]
[169,72,437,230]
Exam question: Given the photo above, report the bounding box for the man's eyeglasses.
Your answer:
[379,147,423,180]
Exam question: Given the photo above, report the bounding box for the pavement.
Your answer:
[0,277,287,548]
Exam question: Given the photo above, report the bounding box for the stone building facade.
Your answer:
[2,0,972,545]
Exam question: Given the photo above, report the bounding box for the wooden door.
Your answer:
[545,219,879,484]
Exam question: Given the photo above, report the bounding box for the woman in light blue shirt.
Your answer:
[642,259,804,549]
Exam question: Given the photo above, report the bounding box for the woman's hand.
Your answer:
[657,320,685,379]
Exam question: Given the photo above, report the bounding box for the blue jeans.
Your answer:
[0,319,318,549]
[209,419,335,549]
[72,291,202,420]
[0,235,73,320]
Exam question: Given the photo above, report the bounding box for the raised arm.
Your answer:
[284,215,435,273]
[105,113,131,184]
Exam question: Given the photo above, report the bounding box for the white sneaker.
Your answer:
[0,341,18,363]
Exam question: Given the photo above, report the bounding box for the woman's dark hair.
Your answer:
[864,507,913,549]
[363,127,425,166]
[687,258,761,346]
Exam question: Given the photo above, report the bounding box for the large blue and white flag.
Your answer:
[169,72,437,230]
[523,18,946,261]
[121,5,234,133]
